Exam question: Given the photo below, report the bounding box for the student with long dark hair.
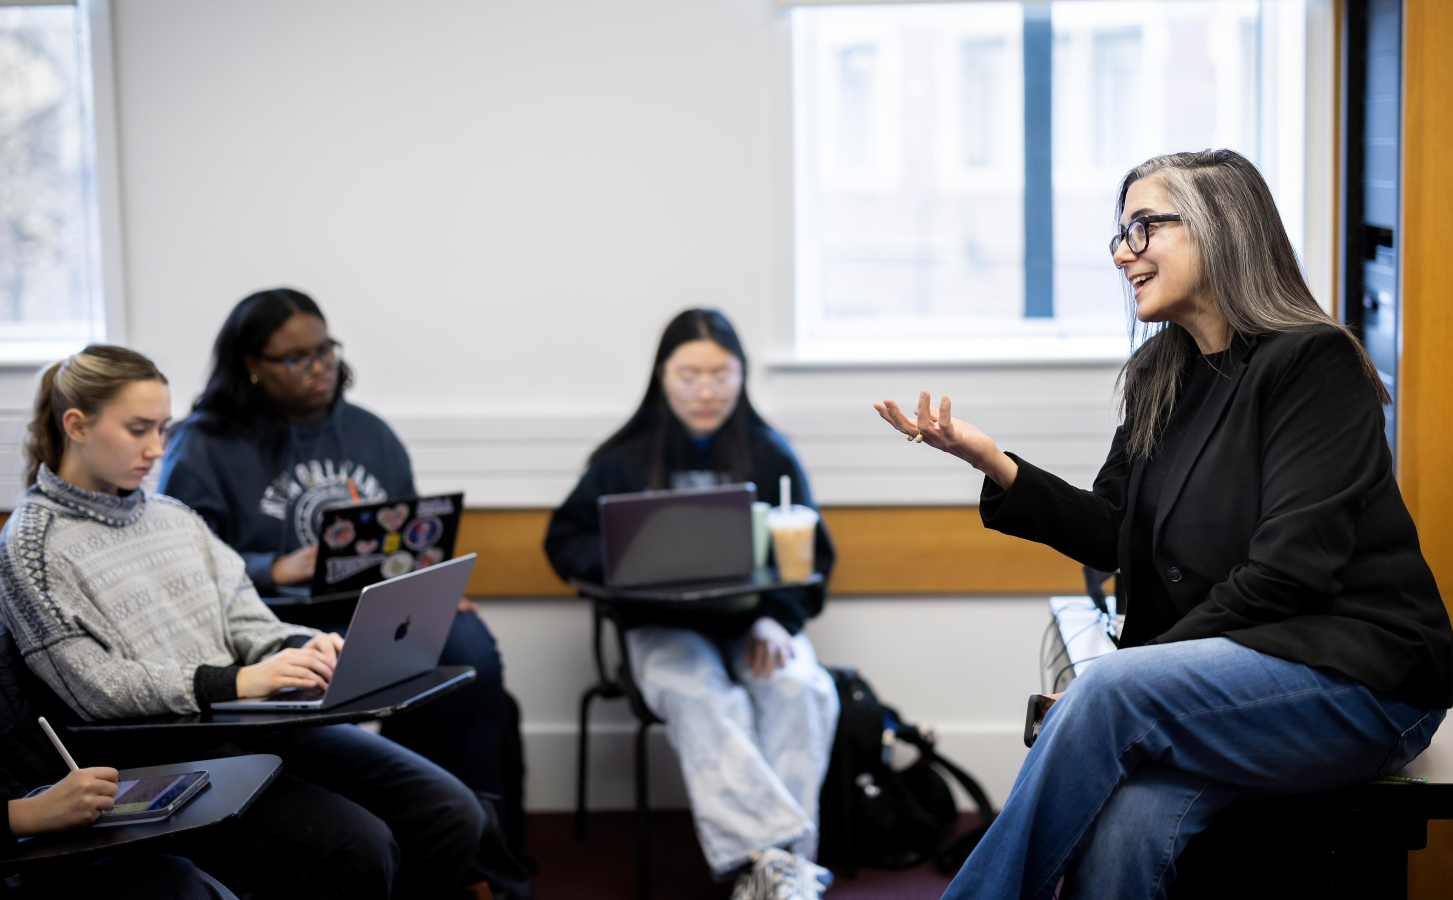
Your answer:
[546,309,839,900]
[0,345,485,899]
[157,289,514,810]
[876,150,1452,899]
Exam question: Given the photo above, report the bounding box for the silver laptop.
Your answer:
[213,553,476,711]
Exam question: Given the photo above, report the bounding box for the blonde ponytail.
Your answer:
[23,345,168,486]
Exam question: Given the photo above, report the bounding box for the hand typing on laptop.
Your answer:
[235,632,344,698]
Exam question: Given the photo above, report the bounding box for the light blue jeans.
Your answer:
[626,626,840,878]
[943,637,1444,900]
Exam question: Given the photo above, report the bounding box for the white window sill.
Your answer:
[765,336,1130,370]
[0,341,89,368]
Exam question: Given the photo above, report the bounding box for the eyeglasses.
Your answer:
[258,339,342,382]
[1109,214,1183,257]
[665,367,743,395]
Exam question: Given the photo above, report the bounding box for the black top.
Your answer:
[0,628,70,845]
[981,326,1453,710]
[545,424,834,637]
[1125,349,1231,645]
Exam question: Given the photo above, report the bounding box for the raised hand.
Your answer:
[873,390,1019,488]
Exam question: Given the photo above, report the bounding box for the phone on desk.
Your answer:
[1024,694,1057,748]
[24,770,209,828]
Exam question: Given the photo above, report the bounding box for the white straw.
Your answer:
[780,474,791,511]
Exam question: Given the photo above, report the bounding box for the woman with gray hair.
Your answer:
[875,149,1452,900]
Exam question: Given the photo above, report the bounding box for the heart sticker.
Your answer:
[354,538,379,555]
[377,503,410,534]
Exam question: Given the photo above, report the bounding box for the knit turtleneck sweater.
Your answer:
[0,465,315,720]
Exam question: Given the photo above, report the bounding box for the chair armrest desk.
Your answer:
[61,666,475,735]
[0,753,282,866]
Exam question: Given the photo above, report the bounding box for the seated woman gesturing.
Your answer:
[875,149,1452,900]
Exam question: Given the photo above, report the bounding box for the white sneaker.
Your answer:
[730,848,831,900]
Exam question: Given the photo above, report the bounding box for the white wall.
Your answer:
[21,0,1129,809]
[102,0,1122,509]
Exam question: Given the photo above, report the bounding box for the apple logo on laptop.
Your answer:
[394,617,410,642]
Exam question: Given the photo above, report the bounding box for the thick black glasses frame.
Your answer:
[1109,213,1183,256]
[258,339,342,380]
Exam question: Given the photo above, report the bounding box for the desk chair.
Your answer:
[574,597,661,900]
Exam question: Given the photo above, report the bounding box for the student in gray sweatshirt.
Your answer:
[0,345,485,900]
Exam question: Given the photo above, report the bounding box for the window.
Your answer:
[0,4,106,360]
[792,1,1327,362]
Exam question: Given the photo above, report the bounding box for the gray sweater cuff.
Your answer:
[193,665,241,705]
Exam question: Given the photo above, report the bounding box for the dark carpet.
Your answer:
[523,811,979,899]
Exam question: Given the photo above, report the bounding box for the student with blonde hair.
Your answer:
[0,344,485,900]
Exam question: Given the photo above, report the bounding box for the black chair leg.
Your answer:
[635,719,651,900]
[576,685,604,841]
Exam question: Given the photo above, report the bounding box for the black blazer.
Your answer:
[982,325,1453,709]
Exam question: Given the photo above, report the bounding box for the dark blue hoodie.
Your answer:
[158,401,415,591]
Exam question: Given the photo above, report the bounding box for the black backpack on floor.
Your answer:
[818,667,997,875]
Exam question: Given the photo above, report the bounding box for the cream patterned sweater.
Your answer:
[0,465,315,720]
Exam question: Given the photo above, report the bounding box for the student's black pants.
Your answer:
[381,609,507,796]
[118,725,486,900]
[8,854,236,898]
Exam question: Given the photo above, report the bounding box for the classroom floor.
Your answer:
[522,811,980,900]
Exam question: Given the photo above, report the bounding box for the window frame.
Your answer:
[773,0,1336,369]
[0,0,126,364]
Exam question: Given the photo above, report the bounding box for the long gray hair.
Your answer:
[1115,149,1386,460]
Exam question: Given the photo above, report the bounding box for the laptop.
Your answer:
[598,483,755,590]
[212,553,476,711]
[269,493,464,605]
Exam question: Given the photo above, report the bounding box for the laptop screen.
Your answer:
[598,483,755,588]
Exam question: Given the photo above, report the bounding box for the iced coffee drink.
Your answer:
[767,505,819,582]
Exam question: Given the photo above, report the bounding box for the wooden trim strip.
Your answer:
[0,508,1084,597]
[457,507,1085,597]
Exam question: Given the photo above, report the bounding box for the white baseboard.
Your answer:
[521,721,1026,813]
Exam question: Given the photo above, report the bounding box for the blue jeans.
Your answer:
[942,638,1444,900]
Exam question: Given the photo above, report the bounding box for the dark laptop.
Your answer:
[283,492,464,604]
[597,483,756,591]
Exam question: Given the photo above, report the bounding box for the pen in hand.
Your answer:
[38,717,80,771]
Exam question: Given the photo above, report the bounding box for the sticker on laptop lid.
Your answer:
[403,516,443,551]
[377,503,410,534]
[382,551,415,579]
[383,532,401,554]
[327,554,384,584]
[416,496,456,517]
[417,546,445,568]
[322,519,356,550]
[354,538,379,555]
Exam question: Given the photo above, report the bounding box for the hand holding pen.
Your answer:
[7,718,119,835]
